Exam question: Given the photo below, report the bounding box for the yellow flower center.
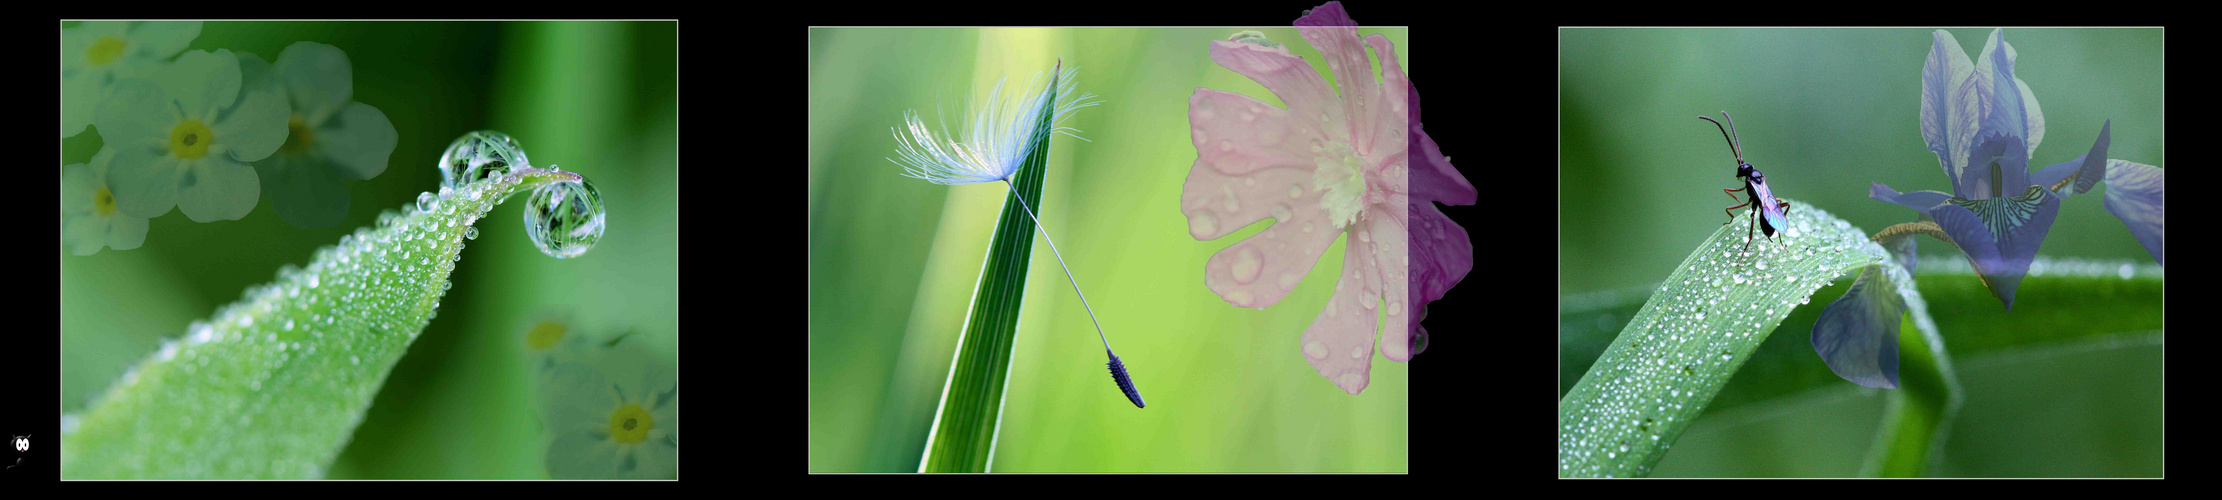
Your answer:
[95,186,117,216]
[281,114,315,153]
[87,37,127,65]
[170,120,214,159]
[608,404,653,444]
[526,321,566,350]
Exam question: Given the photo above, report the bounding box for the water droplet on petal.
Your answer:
[1231,247,1263,284]
[1189,208,1224,236]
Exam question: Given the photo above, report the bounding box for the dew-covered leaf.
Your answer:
[62,168,587,479]
[1559,200,1902,477]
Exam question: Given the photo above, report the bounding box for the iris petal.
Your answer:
[2101,160,2165,266]
[1812,265,1903,389]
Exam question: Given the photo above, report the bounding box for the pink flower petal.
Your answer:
[1184,161,1339,308]
[1359,210,1414,362]
[1188,89,1323,176]
[1405,199,1472,344]
[1300,231,1386,395]
[1295,4,1391,152]
[1205,41,1344,144]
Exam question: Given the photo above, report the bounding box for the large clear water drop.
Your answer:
[523,177,606,259]
[438,130,530,189]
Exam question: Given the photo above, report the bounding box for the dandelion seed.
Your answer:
[888,58,1142,407]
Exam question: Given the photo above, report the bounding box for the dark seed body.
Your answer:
[1107,351,1145,408]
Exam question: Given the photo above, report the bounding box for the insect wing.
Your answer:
[1748,178,1788,237]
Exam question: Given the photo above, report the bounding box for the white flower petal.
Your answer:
[157,50,242,119]
[127,21,202,59]
[93,78,175,146]
[317,103,398,180]
[218,90,290,162]
[107,145,181,219]
[277,42,354,124]
[175,157,259,222]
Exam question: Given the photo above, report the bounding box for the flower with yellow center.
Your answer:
[540,356,676,479]
[63,21,202,138]
[62,147,150,255]
[95,49,288,222]
[239,43,399,228]
[607,404,654,443]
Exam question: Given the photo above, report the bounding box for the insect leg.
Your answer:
[1722,201,1752,224]
[1742,206,1760,252]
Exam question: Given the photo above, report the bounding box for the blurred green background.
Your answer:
[1560,28,2161,476]
[809,27,1412,472]
[60,21,677,478]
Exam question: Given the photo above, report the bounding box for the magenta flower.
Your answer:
[1182,2,1472,395]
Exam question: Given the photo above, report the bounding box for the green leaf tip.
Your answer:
[62,168,584,479]
[1558,200,1888,477]
[918,63,1063,473]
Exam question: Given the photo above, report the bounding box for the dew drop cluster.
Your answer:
[68,130,621,478]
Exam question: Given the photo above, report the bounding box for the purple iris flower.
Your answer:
[1817,28,2163,389]
[1869,28,2162,312]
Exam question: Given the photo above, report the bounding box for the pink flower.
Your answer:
[1182,2,1472,395]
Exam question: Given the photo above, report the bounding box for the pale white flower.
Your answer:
[540,342,676,479]
[62,147,149,255]
[62,21,201,138]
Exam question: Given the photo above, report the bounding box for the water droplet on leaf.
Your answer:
[438,130,529,189]
[523,177,607,259]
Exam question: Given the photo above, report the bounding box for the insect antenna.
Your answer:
[1696,112,1745,165]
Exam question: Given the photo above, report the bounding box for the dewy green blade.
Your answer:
[62,165,594,479]
[910,59,1099,473]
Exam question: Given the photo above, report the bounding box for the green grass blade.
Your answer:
[62,168,587,479]
[917,66,1060,474]
[1565,257,2157,476]
[1558,200,1895,477]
